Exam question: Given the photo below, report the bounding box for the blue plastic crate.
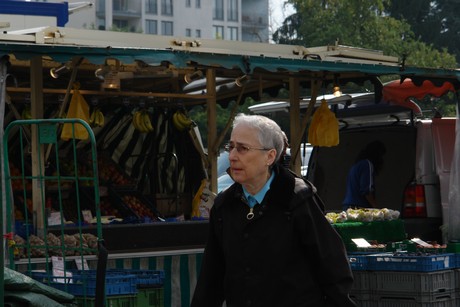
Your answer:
[348,254,369,271]
[367,253,454,272]
[31,270,137,297]
[107,269,165,287]
[127,270,165,287]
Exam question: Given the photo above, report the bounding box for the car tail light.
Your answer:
[403,184,427,217]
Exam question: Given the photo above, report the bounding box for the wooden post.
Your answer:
[206,69,218,193]
[30,56,45,237]
[289,77,301,176]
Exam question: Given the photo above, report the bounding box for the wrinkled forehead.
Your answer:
[230,124,260,144]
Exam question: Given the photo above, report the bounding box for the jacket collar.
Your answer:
[228,164,296,208]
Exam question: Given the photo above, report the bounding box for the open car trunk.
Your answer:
[307,124,416,213]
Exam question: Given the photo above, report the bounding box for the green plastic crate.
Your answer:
[136,287,164,307]
[75,295,137,307]
[334,219,406,244]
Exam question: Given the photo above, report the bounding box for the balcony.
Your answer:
[242,14,268,29]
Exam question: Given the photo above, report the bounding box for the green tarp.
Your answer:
[3,267,75,307]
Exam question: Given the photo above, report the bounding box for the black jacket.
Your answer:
[191,165,356,307]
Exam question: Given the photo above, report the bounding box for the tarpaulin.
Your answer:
[383,78,456,115]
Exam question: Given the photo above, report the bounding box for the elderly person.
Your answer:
[191,113,355,307]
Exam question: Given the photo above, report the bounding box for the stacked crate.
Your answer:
[348,252,458,306]
[31,270,138,307]
[123,269,165,307]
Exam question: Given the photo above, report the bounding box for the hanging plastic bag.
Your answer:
[191,179,216,219]
[308,98,339,147]
[61,83,90,141]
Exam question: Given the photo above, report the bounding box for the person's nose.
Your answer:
[228,149,238,161]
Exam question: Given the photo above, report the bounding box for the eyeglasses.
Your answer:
[224,143,270,154]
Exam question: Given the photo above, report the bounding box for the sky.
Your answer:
[269,0,295,29]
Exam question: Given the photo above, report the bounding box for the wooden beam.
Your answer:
[30,56,45,237]
[6,87,210,100]
[290,79,322,171]
[206,69,218,193]
[288,77,301,176]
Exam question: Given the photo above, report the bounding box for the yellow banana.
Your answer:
[177,111,192,129]
[132,111,141,131]
[97,109,105,127]
[136,111,148,133]
[89,109,96,126]
[173,112,186,131]
[22,106,32,120]
[142,111,154,132]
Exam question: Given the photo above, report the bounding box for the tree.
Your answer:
[273,0,457,68]
[386,0,460,63]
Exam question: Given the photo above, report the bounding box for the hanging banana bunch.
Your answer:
[89,107,105,127]
[132,109,154,133]
[21,105,32,119]
[172,110,193,131]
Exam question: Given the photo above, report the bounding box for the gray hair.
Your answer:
[232,113,285,163]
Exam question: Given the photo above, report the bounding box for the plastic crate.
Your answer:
[334,219,406,244]
[447,242,460,253]
[370,270,456,294]
[386,240,417,253]
[348,253,370,271]
[136,287,164,307]
[351,271,371,292]
[75,294,137,307]
[452,268,460,291]
[454,254,460,268]
[31,270,137,297]
[369,290,457,307]
[129,270,164,288]
[367,253,454,272]
[349,291,372,307]
[108,269,165,288]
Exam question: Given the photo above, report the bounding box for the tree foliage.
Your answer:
[386,0,460,63]
[273,0,457,69]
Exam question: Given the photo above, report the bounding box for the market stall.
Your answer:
[1,26,460,305]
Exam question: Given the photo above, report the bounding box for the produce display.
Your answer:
[100,197,122,218]
[132,109,154,133]
[13,232,99,259]
[326,208,406,249]
[172,110,193,131]
[89,107,105,127]
[10,152,164,229]
[97,155,136,187]
[121,195,155,220]
[326,208,400,223]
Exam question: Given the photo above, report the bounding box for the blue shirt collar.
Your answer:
[243,172,275,207]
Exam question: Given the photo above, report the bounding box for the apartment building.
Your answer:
[66,0,270,43]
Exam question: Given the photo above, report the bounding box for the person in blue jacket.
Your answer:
[191,113,356,307]
[342,140,386,210]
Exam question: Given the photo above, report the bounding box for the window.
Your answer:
[228,27,238,40]
[161,0,173,16]
[196,0,201,8]
[196,29,201,38]
[146,0,157,14]
[146,20,158,34]
[161,21,174,35]
[186,28,191,37]
[213,0,224,20]
[113,19,128,30]
[186,0,191,7]
[227,0,238,21]
[113,0,128,11]
[213,25,224,39]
